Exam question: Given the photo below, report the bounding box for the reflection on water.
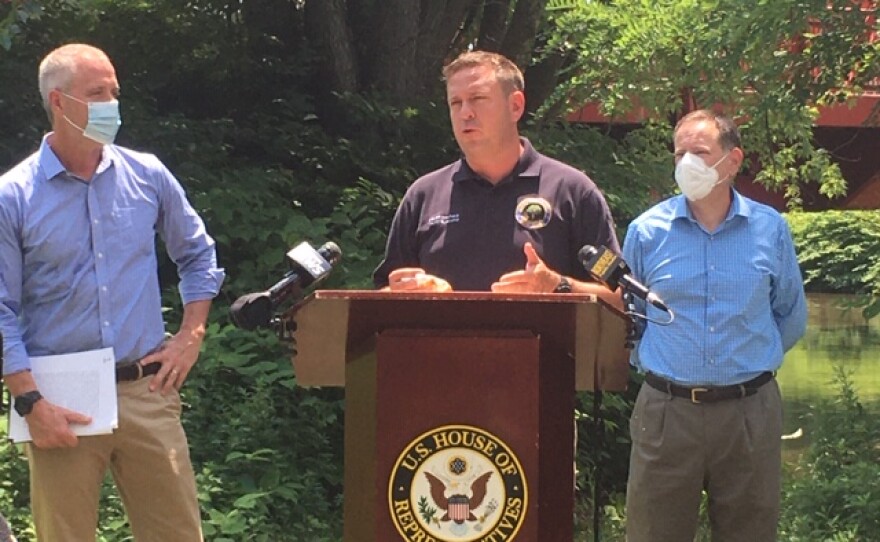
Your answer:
[778,293,880,401]
[777,293,880,452]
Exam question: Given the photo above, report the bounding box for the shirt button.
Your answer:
[97,253,104,259]
[710,326,715,332]
[101,286,108,292]
[709,265,715,271]
[93,219,99,224]
[103,321,110,327]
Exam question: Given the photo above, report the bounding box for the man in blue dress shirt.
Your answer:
[623,110,807,541]
[0,43,224,540]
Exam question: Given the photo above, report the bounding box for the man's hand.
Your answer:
[26,399,91,449]
[491,242,561,293]
[140,299,211,395]
[4,370,91,448]
[385,268,453,293]
[140,328,204,395]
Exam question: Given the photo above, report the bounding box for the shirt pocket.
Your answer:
[108,206,155,256]
[111,206,134,230]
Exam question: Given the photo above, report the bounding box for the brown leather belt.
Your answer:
[115,361,162,382]
[644,371,774,404]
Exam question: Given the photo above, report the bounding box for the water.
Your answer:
[776,293,880,456]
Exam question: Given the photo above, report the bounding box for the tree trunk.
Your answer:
[303,0,358,94]
[371,0,421,101]
[416,0,480,95]
[478,0,512,52]
[500,0,549,68]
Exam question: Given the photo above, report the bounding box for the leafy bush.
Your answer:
[786,211,880,318]
[779,367,880,541]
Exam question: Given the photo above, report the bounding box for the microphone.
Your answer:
[578,245,669,312]
[231,241,342,330]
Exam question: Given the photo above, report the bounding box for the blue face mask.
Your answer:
[61,93,122,145]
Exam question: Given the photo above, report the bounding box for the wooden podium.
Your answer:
[289,290,629,542]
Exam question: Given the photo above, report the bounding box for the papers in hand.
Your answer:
[7,347,118,443]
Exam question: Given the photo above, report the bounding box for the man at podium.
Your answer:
[373,50,620,306]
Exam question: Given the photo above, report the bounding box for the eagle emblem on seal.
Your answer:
[424,471,493,523]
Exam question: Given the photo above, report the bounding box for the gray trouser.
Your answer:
[626,379,783,542]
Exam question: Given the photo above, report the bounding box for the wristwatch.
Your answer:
[13,390,43,417]
[553,276,572,293]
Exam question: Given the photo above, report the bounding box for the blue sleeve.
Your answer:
[0,183,30,374]
[773,220,807,352]
[622,221,646,304]
[154,161,225,304]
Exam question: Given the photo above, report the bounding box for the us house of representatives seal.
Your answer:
[388,425,528,541]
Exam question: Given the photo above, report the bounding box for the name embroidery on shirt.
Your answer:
[427,213,461,226]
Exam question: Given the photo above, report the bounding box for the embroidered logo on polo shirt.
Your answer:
[515,196,552,230]
[428,213,461,226]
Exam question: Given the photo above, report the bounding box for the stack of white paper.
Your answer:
[7,347,118,443]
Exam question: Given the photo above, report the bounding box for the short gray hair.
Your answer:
[38,43,111,120]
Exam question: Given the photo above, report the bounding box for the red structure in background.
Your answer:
[569,89,880,211]
[568,1,879,211]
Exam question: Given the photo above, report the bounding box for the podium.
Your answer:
[289,290,629,542]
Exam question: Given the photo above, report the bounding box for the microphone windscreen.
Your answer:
[319,241,342,265]
[230,292,273,331]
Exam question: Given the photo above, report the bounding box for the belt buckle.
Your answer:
[135,362,143,380]
[690,387,709,403]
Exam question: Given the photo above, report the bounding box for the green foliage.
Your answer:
[779,367,880,541]
[574,374,641,507]
[0,0,43,50]
[573,380,640,540]
[0,428,35,540]
[4,0,876,539]
[527,121,675,226]
[184,324,345,541]
[544,0,879,203]
[786,210,880,318]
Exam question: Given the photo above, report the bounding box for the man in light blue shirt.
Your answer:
[623,110,807,542]
[0,43,224,540]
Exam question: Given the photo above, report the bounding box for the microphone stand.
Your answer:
[623,291,643,350]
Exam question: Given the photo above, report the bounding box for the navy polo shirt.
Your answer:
[373,138,620,291]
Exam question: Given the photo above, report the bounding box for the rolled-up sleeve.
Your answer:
[155,164,225,304]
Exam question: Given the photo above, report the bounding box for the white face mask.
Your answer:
[61,93,122,145]
[674,151,729,201]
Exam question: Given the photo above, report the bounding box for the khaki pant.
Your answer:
[626,379,783,542]
[27,377,202,542]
